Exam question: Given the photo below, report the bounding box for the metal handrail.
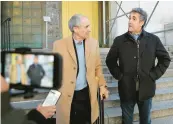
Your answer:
[1,17,11,51]
[1,17,11,24]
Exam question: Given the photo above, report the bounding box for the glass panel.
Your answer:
[23,9,31,17]
[23,1,31,8]
[13,8,22,16]
[12,26,22,34]
[31,9,42,17]
[32,26,42,34]
[31,2,41,8]
[23,34,32,43]
[23,18,31,25]
[13,1,22,8]
[13,43,24,48]
[3,2,13,8]
[32,18,41,25]
[23,26,31,34]
[3,1,46,49]
[2,8,12,17]
[13,35,23,42]
[32,34,42,43]
[13,17,22,26]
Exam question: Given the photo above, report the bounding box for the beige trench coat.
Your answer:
[53,36,106,124]
[10,64,27,85]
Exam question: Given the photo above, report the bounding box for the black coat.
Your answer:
[106,30,171,102]
[27,64,45,86]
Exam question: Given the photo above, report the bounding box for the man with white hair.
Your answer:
[53,14,109,124]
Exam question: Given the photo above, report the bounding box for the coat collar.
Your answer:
[124,29,149,57]
[66,36,91,65]
[124,29,148,41]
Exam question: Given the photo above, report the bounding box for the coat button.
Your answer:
[73,67,76,70]
[68,95,71,97]
[134,56,136,59]
[71,81,74,84]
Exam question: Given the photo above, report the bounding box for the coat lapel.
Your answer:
[85,38,91,63]
[66,36,77,65]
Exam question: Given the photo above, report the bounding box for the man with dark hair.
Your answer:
[27,56,45,87]
[106,8,171,124]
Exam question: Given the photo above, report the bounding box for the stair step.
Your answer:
[99,46,173,53]
[133,115,173,124]
[101,60,173,68]
[104,87,173,108]
[107,77,173,93]
[104,100,173,124]
[104,69,173,83]
[10,91,48,109]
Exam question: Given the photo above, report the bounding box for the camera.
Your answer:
[1,48,62,98]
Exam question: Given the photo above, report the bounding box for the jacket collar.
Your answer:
[66,36,91,65]
[124,29,149,57]
[124,29,148,41]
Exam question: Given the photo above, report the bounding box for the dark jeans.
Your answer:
[70,86,91,124]
[120,92,152,124]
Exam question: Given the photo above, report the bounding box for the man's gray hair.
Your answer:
[68,14,86,32]
[131,8,148,27]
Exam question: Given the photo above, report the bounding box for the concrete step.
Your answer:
[107,77,173,93]
[100,54,173,63]
[103,69,173,82]
[169,61,173,69]
[10,90,49,109]
[102,60,173,70]
[134,115,173,124]
[104,87,173,108]
[99,46,173,53]
[168,45,173,51]
[101,59,173,68]
[171,56,173,61]
[168,50,173,55]
[164,46,170,51]
[99,48,110,53]
[104,100,173,124]
[12,77,173,109]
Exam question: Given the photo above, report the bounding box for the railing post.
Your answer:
[1,17,11,51]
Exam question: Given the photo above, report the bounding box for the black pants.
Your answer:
[70,86,91,124]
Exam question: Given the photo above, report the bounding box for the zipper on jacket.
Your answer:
[136,40,140,100]
[137,40,140,80]
[129,38,140,98]
[130,38,140,80]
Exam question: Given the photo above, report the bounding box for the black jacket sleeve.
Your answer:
[27,109,48,124]
[40,65,45,77]
[27,66,32,78]
[106,38,123,80]
[149,36,171,80]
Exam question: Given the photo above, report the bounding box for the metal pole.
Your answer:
[115,1,129,19]
[103,1,106,45]
[151,28,173,34]
[106,12,130,23]
[46,21,48,49]
[145,1,159,28]
[106,1,122,42]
